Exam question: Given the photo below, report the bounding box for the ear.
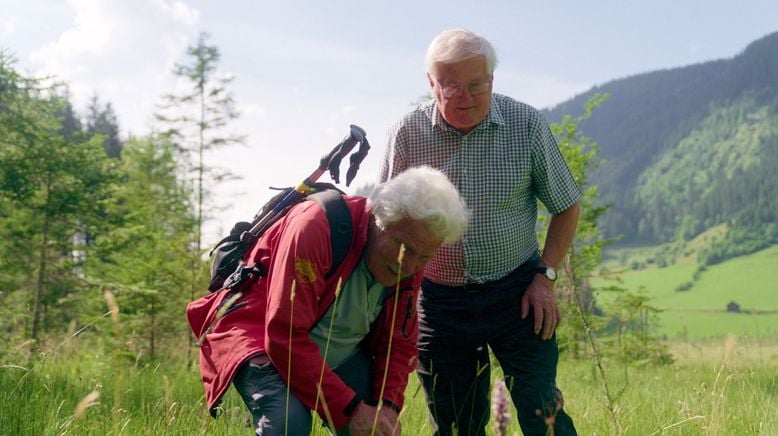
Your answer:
[426,73,435,89]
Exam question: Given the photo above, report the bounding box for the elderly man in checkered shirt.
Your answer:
[378,28,580,436]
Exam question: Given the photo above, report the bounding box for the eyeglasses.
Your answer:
[434,78,492,98]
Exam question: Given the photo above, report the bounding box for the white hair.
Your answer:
[425,28,498,74]
[369,166,468,244]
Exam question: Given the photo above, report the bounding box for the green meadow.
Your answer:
[3,246,776,435]
[595,245,778,340]
[2,337,776,435]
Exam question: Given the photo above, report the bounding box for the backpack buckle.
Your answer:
[222,261,264,291]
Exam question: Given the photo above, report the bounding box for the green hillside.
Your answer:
[595,245,778,340]
[545,31,778,251]
[635,96,777,243]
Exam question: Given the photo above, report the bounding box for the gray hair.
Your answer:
[425,28,498,74]
[369,166,468,244]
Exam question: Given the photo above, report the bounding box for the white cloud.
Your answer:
[27,0,201,136]
[31,0,114,66]
[239,103,267,118]
[2,17,15,35]
[153,0,200,26]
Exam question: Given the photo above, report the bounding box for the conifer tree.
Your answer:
[0,55,114,345]
[154,32,244,360]
[86,95,123,158]
[91,135,196,359]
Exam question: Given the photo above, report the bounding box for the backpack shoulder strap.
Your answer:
[308,190,354,280]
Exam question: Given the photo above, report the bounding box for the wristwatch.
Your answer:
[536,266,558,282]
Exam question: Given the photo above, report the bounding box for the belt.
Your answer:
[425,254,540,294]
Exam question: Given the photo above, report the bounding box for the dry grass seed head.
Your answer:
[74,390,101,420]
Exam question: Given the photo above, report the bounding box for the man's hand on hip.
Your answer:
[521,276,561,340]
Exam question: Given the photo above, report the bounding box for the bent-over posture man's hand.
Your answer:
[378,405,401,435]
[348,402,400,436]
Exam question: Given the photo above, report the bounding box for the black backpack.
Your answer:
[208,187,353,292]
[207,125,369,293]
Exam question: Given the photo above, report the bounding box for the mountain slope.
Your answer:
[545,31,778,247]
[635,96,777,241]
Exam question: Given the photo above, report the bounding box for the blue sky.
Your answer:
[2,0,777,242]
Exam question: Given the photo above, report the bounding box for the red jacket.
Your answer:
[186,196,421,430]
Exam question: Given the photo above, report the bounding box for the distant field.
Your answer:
[594,244,778,340]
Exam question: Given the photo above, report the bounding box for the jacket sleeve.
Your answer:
[365,272,422,412]
[263,203,360,430]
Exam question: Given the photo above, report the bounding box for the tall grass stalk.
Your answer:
[649,415,705,435]
[73,390,101,420]
[285,279,296,436]
[56,389,101,433]
[195,291,243,347]
[14,311,112,390]
[371,243,405,436]
[314,277,344,413]
[708,334,736,433]
[562,259,622,434]
[104,289,122,435]
[317,384,336,433]
[4,338,775,434]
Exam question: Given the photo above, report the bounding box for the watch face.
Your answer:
[546,268,557,281]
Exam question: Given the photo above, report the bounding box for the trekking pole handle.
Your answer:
[318,124,366,171]
[308,124,367,185]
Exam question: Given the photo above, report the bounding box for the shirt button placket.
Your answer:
[460,136,472,282]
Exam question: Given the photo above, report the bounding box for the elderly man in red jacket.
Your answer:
[188,166,468,435]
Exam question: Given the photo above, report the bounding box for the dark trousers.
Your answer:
[417,257,577,436]
[233,350,372,435]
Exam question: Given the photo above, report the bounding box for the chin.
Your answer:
[381,272,403,287]
[380,275,399,287]
[451,117,478,129]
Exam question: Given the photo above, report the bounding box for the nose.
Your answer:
[445,85,464,99]
[462,86,477,99]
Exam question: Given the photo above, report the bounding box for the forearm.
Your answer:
[370,328,416,405]
[541,202,580,268]
[370,286,419,410]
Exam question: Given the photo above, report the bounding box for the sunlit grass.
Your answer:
[3,247,776,434]
[2,335,775,435]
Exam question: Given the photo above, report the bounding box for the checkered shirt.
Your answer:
[378,93,581,286]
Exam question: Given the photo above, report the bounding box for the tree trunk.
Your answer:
[31,179,52,344]
[187,77,206,367]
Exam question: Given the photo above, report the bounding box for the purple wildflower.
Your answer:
[491,379,511,436]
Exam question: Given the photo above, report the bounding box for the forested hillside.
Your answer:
[0,35,231,359]
[545,31,778,255]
